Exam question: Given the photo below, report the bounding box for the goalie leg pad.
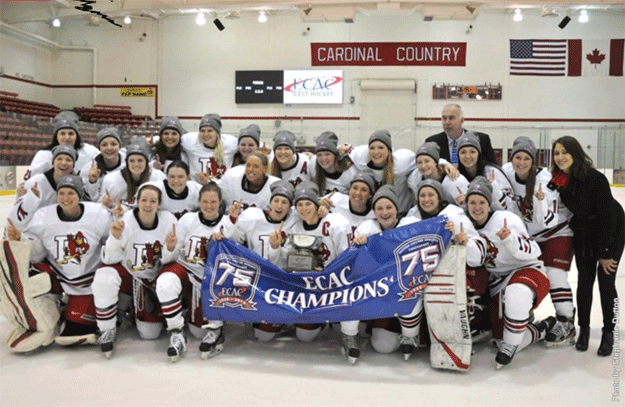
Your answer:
[424,245,472,371]
[0,240,60,353]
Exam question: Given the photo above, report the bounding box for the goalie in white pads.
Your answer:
[0,240,60,352]
[464,177,553,368]
[407,179,487,370]
[4,175,112,349]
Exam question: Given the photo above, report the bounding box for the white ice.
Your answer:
[0,191,623,407]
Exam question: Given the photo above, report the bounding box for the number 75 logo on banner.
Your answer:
[207,254,261,310]
[395,235,444,301]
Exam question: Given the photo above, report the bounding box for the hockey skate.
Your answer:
[167,329,187,362]
[545,315,575,347]
[532,316,556,342]
[97,328,117,358]
[495,342,518,369]
[398,335,419,361]
[199,327,224,359]
[340,333,360,365]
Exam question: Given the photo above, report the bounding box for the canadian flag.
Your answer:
[568,39,624,76]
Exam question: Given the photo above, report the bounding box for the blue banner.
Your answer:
[202,216,451,324]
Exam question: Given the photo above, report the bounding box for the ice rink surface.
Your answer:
[0,190,623,407]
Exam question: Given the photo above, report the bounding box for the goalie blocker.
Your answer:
[0,240,60,352]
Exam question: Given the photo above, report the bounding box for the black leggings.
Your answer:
[574,255,618,332]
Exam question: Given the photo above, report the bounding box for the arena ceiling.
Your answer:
[1,0,624,26]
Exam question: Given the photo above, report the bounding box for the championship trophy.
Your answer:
[286,234,323,272]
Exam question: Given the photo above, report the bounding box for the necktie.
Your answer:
[451,140,458,164]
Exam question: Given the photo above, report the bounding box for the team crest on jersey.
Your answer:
[128,240,163,272]
[200,157,227,179]
[186,235,210,265]
[482,237,499,266]
[313,242,332,269]
[394,234,444,301]
[207,254,260,310]
[518,199,534,222]
[56,232,90,265]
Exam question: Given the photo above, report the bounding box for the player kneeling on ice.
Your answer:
[407,179,491,343]
[353,185,454,360]
[268,183,356,363]
[155,182,238,361]
[92,183,177,358]
[464,177,553,368]
[4,175,112,350]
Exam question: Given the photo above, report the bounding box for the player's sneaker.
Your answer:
[97,328,117,358]
[399,335,419,360]
[495,342,518,369]
[199,327,224,359]
[340,333,360,365]
[167,329,187,362]
[545,315,575,347]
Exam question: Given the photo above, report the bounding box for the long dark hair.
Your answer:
[458,152,487,182]
[121,157,151,203]
[314,154,354,193]
[551,136,593,179]
[152,132,183,164]
[46,129,83,151]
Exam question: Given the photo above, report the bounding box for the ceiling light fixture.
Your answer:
[196,12,206,26]
[258,11,267,23]
[124,16,132,25]
[579,10,589,23]
[513,9,522,22]
[52,18,61,27]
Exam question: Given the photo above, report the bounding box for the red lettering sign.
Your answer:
[311,42,466,66]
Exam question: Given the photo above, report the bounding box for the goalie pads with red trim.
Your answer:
[0,240,60,352]
[424,245,472,371]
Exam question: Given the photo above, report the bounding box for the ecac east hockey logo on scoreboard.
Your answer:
[394,234,443,301]
[207,254,261,310]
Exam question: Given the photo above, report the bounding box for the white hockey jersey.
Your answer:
[501,163,573,242]
[227,207,299,266]
[23,202,112,295]
[176,212,236,280]
[270,212,351,271]
[216,165,280,211]
[158,179,202,219]
[25,143,99,181]
[325,192,375,244]
[407,171,469,206]
[9,170,63,232]
[181,132,238,181]
[307,156,360,195]
[80,153,126,202]
[405,204,485,267]
[472,210,544,295]
[274,153,311,188]
[349,145,417,214]
[101,208,177,281]
[98,169,166,206]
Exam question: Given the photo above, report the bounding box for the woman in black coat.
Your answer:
[550,136,624,356]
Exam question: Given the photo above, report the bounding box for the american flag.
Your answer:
[510,39,567,76]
